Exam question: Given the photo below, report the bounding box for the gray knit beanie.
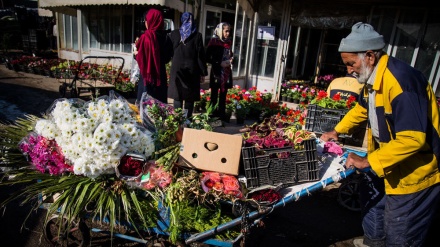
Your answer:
[339,22,385,52]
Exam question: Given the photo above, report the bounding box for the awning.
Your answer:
[39,0,186,13]
[38,8,53,17]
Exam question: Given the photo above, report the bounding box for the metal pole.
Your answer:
[185,168,357,244]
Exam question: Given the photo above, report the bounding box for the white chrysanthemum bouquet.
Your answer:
[28,96,155,178]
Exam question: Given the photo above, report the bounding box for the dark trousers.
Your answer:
[173,100,194,119]
[360,172,440,246]
[209,87,227,118]
[136,75,168,105]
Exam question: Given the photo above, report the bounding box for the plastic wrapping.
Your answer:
[130,56,140,85]
[139,92,176,133]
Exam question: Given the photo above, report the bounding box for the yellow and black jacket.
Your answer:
[335,54,440,195]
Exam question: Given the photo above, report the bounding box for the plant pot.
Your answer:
[193,106,201,113]
[223,112,232,123]
[12,64,20,72]
[281,95,287,102]
[293,99,300,104]
[236,117,245,125]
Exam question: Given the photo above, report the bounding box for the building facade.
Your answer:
[39,0,440,99]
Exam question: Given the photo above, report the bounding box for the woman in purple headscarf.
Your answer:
[168,12,207,119]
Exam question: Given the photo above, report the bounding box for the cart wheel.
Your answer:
[70,88,78,98]
[44,215,90,247]
[337,178,361,212]
[59,83,67,97]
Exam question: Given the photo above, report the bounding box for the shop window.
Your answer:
[252,20,280,78]
[233,7,250,77]
[81,12,89,52]
[82,6,142,53]
[61,14,78,51]
[392,10,425,64]
[415,12,440,83]
[205,0,236,10]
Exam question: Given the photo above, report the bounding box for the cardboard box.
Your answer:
[178,128,243,175]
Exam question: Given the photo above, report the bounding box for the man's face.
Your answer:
[340,52,374,84]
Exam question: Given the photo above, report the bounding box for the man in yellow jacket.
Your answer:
[321,22,440,247]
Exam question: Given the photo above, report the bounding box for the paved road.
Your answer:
[0,63,439,247]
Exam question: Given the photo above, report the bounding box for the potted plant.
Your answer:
[281,89,288,102]
[291,89,300,104]
[224,102,235,123]
[234,100,250,124]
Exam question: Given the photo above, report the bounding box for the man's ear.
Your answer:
[365,50,376,65]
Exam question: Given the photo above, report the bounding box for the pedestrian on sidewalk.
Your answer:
[320,22,440,247]
[206,22,233,121]
[168,12,207,119]
[135,8,172,105]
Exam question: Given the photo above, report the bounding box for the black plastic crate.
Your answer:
[304,104,348,135]
[242,139,320,189]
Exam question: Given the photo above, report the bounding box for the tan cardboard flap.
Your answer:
[178,128,243,175]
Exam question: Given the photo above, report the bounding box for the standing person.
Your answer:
[206,22,233,121]
[135,9,172,105]
[326,73,364,100]
[320,22,440,247]
[168,12,208,119]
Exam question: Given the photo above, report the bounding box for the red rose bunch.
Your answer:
[249,189,282,203]
[119,155,144,176]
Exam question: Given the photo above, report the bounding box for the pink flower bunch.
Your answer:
[19,134,72,175]
[201,172,243,198]
[323,141,343,156]
[141,162,173,190]
[318,74,335,83]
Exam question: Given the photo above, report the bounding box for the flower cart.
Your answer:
[0,92,364,247]
[58,56,124,98]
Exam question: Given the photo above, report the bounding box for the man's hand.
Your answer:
[320,129,339,142]
[346,152,370,170]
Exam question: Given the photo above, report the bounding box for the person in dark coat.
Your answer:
[168,12,208,119]
[205,22,233,121]
[135,9,172,105]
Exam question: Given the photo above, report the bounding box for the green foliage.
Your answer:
[189,101,218,131]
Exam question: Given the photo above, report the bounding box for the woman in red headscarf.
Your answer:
[135,9,172,104]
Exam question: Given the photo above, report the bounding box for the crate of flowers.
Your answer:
[240,115,319,189]
[304,90,357,136]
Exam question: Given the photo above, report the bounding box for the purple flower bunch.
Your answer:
[141,95,176,131]
[317,74,335,83]
[19,134,72,175]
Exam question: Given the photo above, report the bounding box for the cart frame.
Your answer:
[41,168,357,247]
[58,56,124,98]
